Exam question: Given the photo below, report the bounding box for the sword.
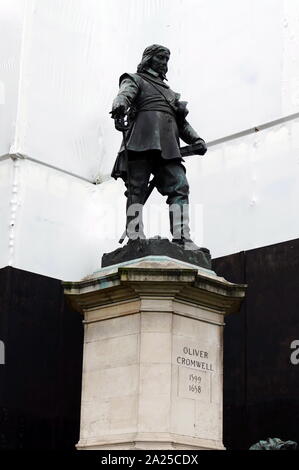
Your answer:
[113,114,132,244]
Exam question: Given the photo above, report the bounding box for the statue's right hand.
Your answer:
[110,103,127,119]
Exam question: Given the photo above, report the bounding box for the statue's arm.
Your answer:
[179,120,204,145]
[112,77,140,117]
[178,120,207,155]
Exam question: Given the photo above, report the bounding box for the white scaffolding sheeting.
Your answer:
[0,0,298,279]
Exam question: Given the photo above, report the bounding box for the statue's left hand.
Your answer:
[194,139,207,155]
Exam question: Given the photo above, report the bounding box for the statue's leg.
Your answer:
[124,151,151,240]
[154,157,201,250]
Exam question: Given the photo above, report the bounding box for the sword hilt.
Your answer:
[114,114,130,132]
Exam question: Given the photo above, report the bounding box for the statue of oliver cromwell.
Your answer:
[111,44,207,250]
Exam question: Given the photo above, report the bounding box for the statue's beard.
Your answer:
[161,65,168,77]
[149,62,168,79]
[150,68,167,81]
[159,65,168,79]
[160,69,167,80]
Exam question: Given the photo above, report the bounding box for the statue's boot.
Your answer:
[126,195,146,241]
[169,201,202,251]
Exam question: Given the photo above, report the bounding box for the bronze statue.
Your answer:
[111,44,207,250]
[249,437,298,450]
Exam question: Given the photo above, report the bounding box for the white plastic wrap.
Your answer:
[0,0,299,280]
[10,116,299,280]
[282,0,299,115]
[12,158,126,280]
[187,117,299,257]
[0,0,24,156]
[2,0,290,179]
[0,159,13,268]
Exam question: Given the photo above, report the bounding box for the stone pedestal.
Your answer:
[64,256,246,450]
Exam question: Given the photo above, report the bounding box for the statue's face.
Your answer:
[150,51,170,76]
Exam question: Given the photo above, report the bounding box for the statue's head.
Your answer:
[137,44,170,79]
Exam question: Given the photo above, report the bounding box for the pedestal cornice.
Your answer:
[63,259,246,316]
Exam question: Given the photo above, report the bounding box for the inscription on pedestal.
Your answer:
[175,344,215,402]
[178,367,211,402]
[176,346,214,371]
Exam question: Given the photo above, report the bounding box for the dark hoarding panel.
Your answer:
[0,267,83,450]
[213,238,299,450]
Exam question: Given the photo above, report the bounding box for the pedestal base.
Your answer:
[102,237,212,270]
[77,433,225,450]
[64,257,245,450]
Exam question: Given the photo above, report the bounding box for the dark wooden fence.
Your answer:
[0,237,299,449]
